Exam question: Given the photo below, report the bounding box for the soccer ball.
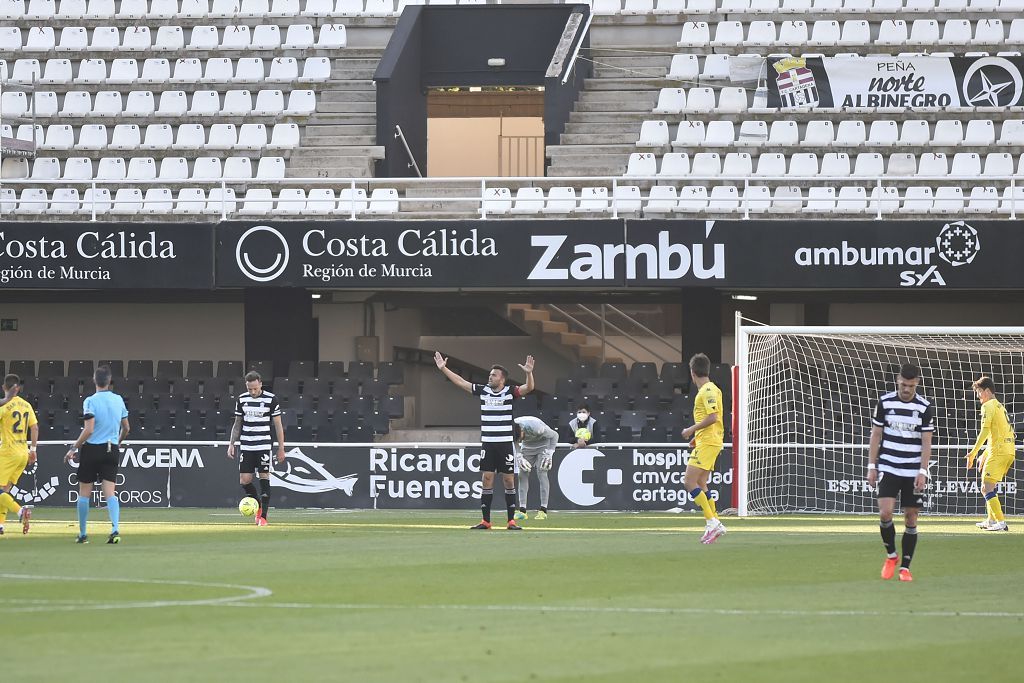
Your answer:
[574,428,591,441]
[238,497,260,517]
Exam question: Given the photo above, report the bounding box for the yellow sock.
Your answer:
[0,490,18,519]
[691,488,715,521]
[987,494,1005,522]
[708,494,718,517]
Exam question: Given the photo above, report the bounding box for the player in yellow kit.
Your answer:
[0,375,39,536]
[681,353,726,544]
[966,376,1016,532]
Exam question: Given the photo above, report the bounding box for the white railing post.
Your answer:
[875,177,883,220]
[742,177,749,220]
[1011,177,1017,220]
[90,181,97,222]
[221,179,227,221]
[350,179,357,220]
[480,178,487,219]
[611,177,618,219]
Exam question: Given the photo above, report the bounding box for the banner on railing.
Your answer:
[11,442,734,513]
[0,222,215,289]
[767,55,1024,110]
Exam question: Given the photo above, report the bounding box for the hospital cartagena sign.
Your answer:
[0,223,214,289]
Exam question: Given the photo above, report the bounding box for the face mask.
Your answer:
[577,412,589,421]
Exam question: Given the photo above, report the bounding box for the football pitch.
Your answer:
[4,509,1021,683]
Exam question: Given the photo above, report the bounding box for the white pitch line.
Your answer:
[219,601,1024,620]
[2,574,272,613]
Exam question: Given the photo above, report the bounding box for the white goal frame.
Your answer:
[736,323,1024,517]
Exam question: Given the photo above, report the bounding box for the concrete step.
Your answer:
[540,320,570,336]
[303,123,378,136]
[317,100,377,113]
[560,133,640,145]
[307,113,378,125]
[574,101,656,113]
[300,134,379,146]
[320,89,377,103]
[579,88,660,101]
[564,122,648,135]
[547,143,636,156]
[583,77,673,90]
[320,79,377,92]
[285,166,372,179]
[569,112,651,123]
[545,166,627,177]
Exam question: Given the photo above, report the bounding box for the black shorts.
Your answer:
[878,472,924,508]
[480,442,515,474]
[78,442,119,484]
[239,450,271,475]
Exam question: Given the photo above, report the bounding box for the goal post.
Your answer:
[736,325,1024,517]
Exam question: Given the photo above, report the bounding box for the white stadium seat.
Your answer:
[658,152,690,177]
[208,123,238,149]
[77,124,107,150]
[93,91,123,117]
[853,152,885,177]
[40,58,72,84]
[722,152,752,176]
[203,57,234,83]
[901,186,934,213]
[141,124,173,150]
[691,152,722,177]
[96,156,126,181]
[269,57,299,81]
[577,187,610,214]
[964,120,995,145]
[677,186,709,213]
[150,0,177,18]
[256,156,285,179]
[626,152,658,176]
[899,120,931,146]
[192,157,223,180]
[140,58,171,84]
[510,187,545,214]
[42,124,74,150]
[708,185,740,213]
[109,123,140,149]
[240,0,270,17]
[481,188,511,216]
[189,91,222,116]
[637,121,669,148]
[668,55,698,81]
[677,22,711,48]
[222,25,252,50]
[61,91,92,117]
[253,89,284,115]
[125,90,155,117]
[673,121,705,147]
[171,58,203,84]
[236,58,265,83]
[55,0,87,20]
[805,187,837,213]
[223,156,253,180]
[283,24,315,49]
[790,153,820,177]
[252,24,281,50]
[653,88,686,114]
[316,24,347,48]
[745,21,776,48]
[122,25,152,51]
[158,90,189,116]
[302,57,331,82]
[284,90,316,115]
[269,123,300,149]
[51,188,81,215]
[644,186,678,214]
[933,186,965,214]
[866,120,898,147]
[337,188,368,215]
[706,121,736,147]
[158,157,189,180]
[89,26,119,51]
[189,26,220,50]
[10,58,40,84]
[210,0,238,18]
[142,188,173,215]
[965,186,999,213]
[155,26,184,50]
[836,120,867,146]
[367,188,400,215]
[275,189,307,216]
[126,157,155,180]
[237,123,268,150]
[174,189,207,215]
[836,186,867,214]
[711,21,744,49]
[544,187,577,214]
[769,120,800,146]
[240,189,276,216]
[25,26,55,51]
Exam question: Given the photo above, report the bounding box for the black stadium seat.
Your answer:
[348,361,375,384]
[600,362,627,383]
[583,377,615,398]
[289,360,316,377]
[377,362,405,386]
[187,360,214,378]
[9,360,35,378]
[660,362,690,390]
[128,360,154,377]
[157,360,184,378]
[67,360,95,378]
[38,360,65,377]
[217,360,243,378]
[246,360,274,378]
[619,411,649,434]
[555,377,580,399]
[629,362,659,387]
[318,361,346,378]
[97,360,125,377]
[361,379,389,400]
[382,395,405,419]
[568,362,598,381]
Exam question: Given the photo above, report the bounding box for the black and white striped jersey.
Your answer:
[872,391,935,478]
[472,383,521,443]
[234,391,282,453]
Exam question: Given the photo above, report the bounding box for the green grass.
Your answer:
[3,509,1022,683]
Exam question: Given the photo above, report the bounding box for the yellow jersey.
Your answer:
[0,396,38,458]
[969,397,1016,458]
[693,381,724,448]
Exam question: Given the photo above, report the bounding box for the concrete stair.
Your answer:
[289,52,385,179]
[545,48,671,179]
[506,304,623,365]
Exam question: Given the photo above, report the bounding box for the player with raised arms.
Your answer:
[435,352,534,530]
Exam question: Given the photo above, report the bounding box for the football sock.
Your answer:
[540,506,547,513]
[259,479,271,520]
[901,526,918,569]
[985,491,1005,522]
[106,493,120,534]
[690,488,714,521]
[708,494,718,517]
[481,489,493,523]
[0,489,19,517]
[880,519,897,556]
[77,496,90,537]
[505,489,517,522]
[242,482,259,500]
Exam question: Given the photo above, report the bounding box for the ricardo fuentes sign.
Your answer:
[0,223,215,289]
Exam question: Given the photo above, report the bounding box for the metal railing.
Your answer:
[394,124,423,178]
[548,303,681,365]
[0,174,1022,221]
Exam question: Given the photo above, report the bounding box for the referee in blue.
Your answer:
[65,366,130,544]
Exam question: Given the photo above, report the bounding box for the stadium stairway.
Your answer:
[506,303,625,364]
[285,49,385,180]
[546,48,669,178]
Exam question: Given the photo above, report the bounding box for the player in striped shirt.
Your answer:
[966,376,1016,532]
[867,363,935,582]
[227,371,286,526]
[435,351,534,530]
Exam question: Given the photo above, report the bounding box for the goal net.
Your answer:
[737,326,1023,516]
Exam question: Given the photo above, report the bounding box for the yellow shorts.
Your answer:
[981,452,1015,483]
[688,444,722,471]
[0,453,29,487]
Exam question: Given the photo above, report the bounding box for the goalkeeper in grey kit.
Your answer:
[513,415,558,521]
